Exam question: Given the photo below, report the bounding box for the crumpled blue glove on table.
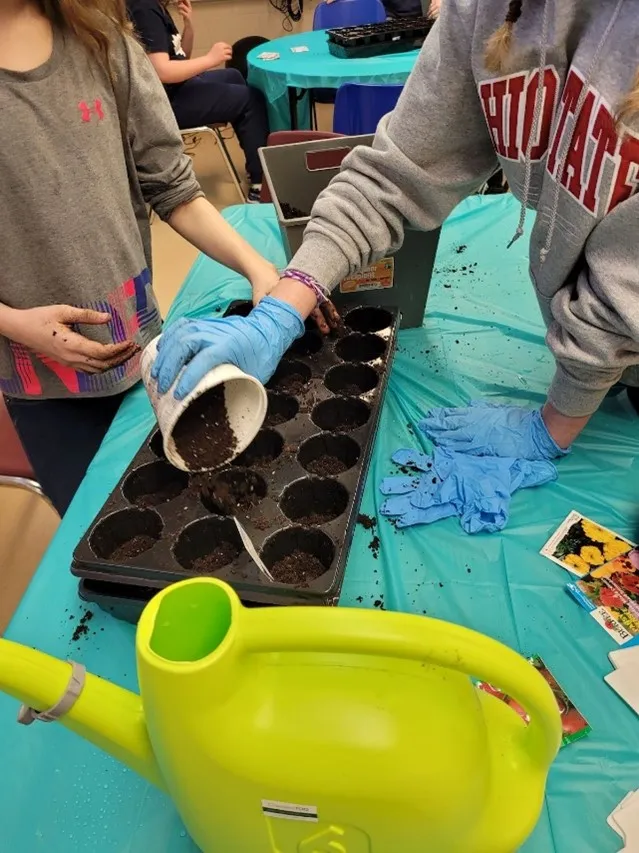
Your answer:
[152,296,305,399]
[379,446,557,533]
[420,401,570,461]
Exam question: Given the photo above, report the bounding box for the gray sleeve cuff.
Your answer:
[547,362,622,417]
[287,234,352,295]
[155,185,205,223]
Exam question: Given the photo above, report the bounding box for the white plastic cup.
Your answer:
[141,336,267,473]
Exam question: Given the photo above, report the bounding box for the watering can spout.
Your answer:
[0,638,164,790]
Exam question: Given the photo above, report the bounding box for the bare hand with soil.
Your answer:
[1,305,138,373]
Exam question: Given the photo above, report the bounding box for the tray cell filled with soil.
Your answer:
[265,391,299,427]
[324,363,379,396]
[172,385,237,471]
[311,397,371,432]
[267,359,312,395]
[149,430,166,459]
[261,527,335,586]
[288,329,323,357]
[122,461,188,508]
[344,306,393,334]
[232,428,284,469]
[223,300,252,318]
[90,508,163,562]
[174,516,242,573]
[199,467,267,515]
[280,476,349,525]
[335,333,386,363]
[298,433,360,476]
[72,300,400,614]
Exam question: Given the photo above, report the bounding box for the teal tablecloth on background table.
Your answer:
[247,30,418,130]
[1,197,638,852]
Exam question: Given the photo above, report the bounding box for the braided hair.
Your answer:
[484,0,523,74]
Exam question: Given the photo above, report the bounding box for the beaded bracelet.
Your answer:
[281,268,327,304]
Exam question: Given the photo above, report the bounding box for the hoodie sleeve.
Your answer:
[288,0,499,290]
[546,193,639,417]
[120,36,204,220]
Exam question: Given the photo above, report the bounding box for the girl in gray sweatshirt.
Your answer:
[0,0,279,513]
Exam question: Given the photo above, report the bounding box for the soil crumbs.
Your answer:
[135,482,183,508]
[273,374,307,395]
[191,542,239,573]
[72,609,94,642]
[199,473,263,515]
[265,410,289,427]
[295,509,335,525]
[306,454,348,476]
[280,202,309,220]
[357,513,380,558]
[110,534,156,561]
[173,386,237,471]
[270,549,326,585]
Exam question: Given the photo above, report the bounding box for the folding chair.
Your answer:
[180,125,246,203]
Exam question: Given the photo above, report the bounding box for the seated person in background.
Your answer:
[128,0,269,201]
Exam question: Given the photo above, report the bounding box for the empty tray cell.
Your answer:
[224,300,252,318]
[122,460,188,508]
[335,333,386,363]
[280,476,349,524]
[298,433,361,476]
[289,329,323,357]
[267,359,312,395]
[265,391,299,427]
[324,363,379,396]
[311,397,371,431]
[261,526,335,586]
[200,467,267,515]
[149,430,166,459]
[90,508,163,561]
[233,428,284,469]
[345,306,393,333]
[174,516,242,574]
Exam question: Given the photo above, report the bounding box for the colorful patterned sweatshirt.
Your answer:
[0,27,202,398]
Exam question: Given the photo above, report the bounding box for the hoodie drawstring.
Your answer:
[508,0,626,261]
[508,0,550,249]
[539,0,626,263]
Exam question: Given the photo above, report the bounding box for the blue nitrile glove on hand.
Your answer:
[379,446,557,533]
[420,401,570,461]
[152,296,305,399]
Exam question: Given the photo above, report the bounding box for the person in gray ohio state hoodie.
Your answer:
[284,0,639,459]
[156,0,639,489]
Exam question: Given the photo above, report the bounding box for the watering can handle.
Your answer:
[244,608,562,767]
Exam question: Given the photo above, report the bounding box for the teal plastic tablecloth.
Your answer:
[247,30,418,129]
[1,197,638,852]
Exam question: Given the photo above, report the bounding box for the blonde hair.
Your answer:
[484,1,639,127]
[40,0,132,75]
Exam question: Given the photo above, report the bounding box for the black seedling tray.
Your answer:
[72,302,398,612]
[327,17,432,58]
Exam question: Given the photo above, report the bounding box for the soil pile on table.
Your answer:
[191,542,239,573]
[173,386,237,471]
[306,454,348,476]
[270,549,326,585]
[109,535,156,561]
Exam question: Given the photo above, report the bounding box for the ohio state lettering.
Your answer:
[478,67,639,218]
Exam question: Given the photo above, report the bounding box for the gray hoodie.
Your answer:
[290,0,639,418]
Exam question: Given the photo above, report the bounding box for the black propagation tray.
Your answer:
[327,16,433,59]
[72,302,398,617]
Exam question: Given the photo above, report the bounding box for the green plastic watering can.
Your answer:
[0,577,561,852]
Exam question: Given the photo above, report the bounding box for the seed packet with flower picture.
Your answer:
[540,511,635,577]
[566,549,639,646]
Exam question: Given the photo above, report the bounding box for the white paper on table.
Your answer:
[609,647,639,670]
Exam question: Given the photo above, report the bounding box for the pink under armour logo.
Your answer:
[78,99,105,123]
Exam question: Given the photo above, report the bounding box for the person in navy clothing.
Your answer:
[128,0,268,200]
